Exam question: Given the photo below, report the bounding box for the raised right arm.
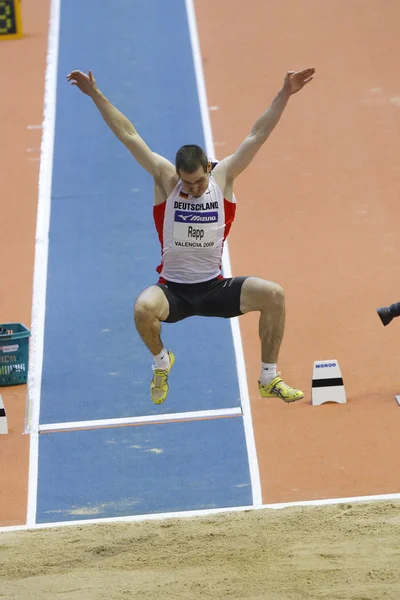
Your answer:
[67,70,176,183]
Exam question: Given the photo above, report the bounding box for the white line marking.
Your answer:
[27,124,43,130]
[39,407,243,432]
[1,491,400,533]
[185,0,262,506]
[26,0,61,528]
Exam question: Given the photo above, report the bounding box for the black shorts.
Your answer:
[156,276,248,324]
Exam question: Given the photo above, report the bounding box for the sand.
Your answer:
[1,500,400,599]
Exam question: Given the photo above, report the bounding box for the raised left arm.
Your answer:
[215,68,315,182]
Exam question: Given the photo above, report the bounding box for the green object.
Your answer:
[0,323,31,386]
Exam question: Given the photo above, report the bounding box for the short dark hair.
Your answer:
[175,145,208,174]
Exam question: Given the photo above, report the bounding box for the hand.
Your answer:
[66,70,98,96]
[283,68,315,95]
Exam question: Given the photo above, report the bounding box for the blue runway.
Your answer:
[37,418,251,523]
[36,0,253,523]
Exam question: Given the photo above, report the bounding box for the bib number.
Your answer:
[173,211,218,248]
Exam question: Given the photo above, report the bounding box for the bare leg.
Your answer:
[134,285,175,404]
[134,286,169,355]
[240,276,303,401]
[240,277,285,363]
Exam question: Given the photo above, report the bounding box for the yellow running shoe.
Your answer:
[258,375,304,403]
[150,351,175,405]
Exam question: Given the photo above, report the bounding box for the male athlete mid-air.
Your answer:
[67,66,315,404]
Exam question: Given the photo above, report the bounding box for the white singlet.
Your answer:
[153,176,236,284]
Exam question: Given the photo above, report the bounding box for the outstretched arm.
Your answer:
[215,68,315,182]
[66,70,175,181]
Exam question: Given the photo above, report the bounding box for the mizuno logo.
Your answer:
[174,210,218,223]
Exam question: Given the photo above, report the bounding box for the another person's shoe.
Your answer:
[150,351,175,404]
[258,375,304,403]
[376,306,394,327]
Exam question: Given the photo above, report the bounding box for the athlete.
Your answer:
[67,67,315,404]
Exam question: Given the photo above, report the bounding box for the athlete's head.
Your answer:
[175,144,211,198]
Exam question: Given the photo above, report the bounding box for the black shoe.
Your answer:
[377,306,394,327]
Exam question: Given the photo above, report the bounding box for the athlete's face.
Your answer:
[179,165,210,198]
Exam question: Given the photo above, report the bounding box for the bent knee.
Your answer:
[134,287,169,322]
[241,277,284,313]
[268,282,285,303]
[258,281,285,311]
